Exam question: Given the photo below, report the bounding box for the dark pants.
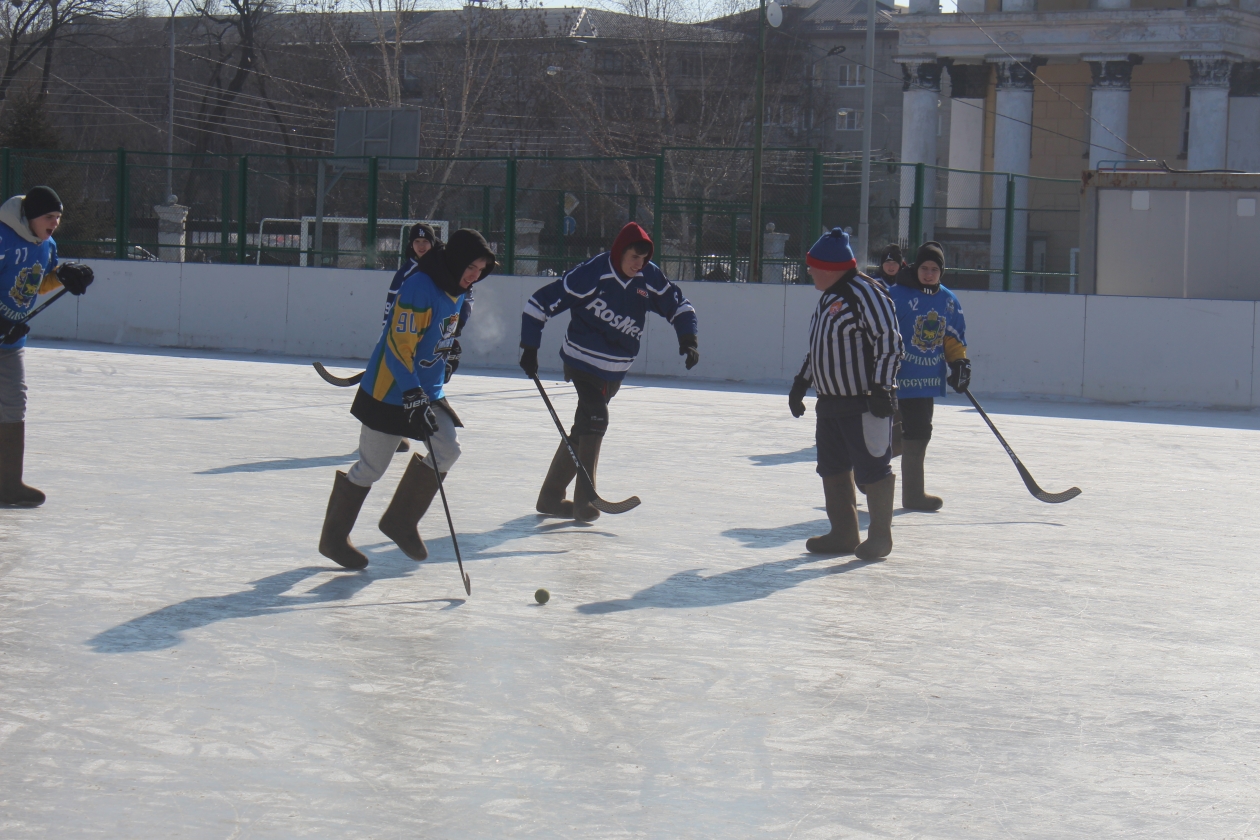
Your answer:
[899,397,934,442]
[565,365,621,437]
[815,397,893,487]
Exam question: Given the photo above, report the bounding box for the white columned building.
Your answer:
[989,59,1036,291]
[1186,55,1234,170]
[896,57,944,247]
[945,63,989,229]
[1086,56,1139,170]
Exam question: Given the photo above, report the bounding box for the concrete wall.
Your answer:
[30,260,1260,407]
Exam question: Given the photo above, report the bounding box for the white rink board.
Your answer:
[28,260,1260,406]
[2,344,1260,838]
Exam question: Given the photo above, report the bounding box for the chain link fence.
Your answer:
[0,148,1081,291]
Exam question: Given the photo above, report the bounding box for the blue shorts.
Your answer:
[816,411,894,487]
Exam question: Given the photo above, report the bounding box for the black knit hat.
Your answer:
[914,241,945,270]
[408,222,438,245]
[880,244,903,264]
[442,229,498,283]
[22,186,62,221]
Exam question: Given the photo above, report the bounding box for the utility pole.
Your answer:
[166,1,180,202]
[749,0,767,284]
[856,0,877,269]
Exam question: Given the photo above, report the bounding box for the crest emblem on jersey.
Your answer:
[7,265,43,310]
[911,310,945,354]
[636,288,649,298]
[827,301,845,317]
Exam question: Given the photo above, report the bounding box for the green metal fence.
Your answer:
[0,147,1081,291]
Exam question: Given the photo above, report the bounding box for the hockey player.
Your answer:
[788,227,902,559]
[886,241,970,511]
[518,221,698,522]
[0,186,93,507]
[870,243,904,289]
[318,229,496,570]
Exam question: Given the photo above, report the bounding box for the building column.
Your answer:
[946,63,988,229]
[989,58,1037,291]
[1086,56,1139,170]
[1185,55,1233,170]
[897,57,943,246]
[1227,62,1260,171]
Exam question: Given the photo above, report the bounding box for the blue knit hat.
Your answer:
[806,227,857,272]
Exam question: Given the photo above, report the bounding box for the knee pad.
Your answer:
[574,406,610,437]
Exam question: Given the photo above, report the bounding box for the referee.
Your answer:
[788,227,903,560]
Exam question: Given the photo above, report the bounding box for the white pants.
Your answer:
[346,413,462,488]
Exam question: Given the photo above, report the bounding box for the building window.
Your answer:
[836,109,863,131]
[838,64,864,87]
[597,53,624,74]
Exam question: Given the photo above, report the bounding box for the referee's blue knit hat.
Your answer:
[806,227,857,273]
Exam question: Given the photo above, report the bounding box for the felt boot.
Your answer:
[379,453,440,561]
[901,439,943,511]
[535,440,577,517]
[318,471,371,569]
[856,474,895,560]
[806,471,860,554]
[0,422,45,507]
[396,438,410,453]
[571,434,604,522]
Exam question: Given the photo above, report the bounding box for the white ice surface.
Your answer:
[2,343,1260,838]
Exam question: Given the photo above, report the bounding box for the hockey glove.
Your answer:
[519,345,539,378]
[56,263,94,296]
[444,338,462,384]
[0,317,29,345]
[678,333,700,370]
[866,386,897,419]
[947,358,972,394]
[788,375,810,418]
[402,388,440,438]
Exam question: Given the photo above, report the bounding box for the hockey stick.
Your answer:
[531,375,641,515]
[964,389,1082,504]
[312,361,364,387]
[418,425,472,596]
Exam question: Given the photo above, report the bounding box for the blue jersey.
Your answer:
[521,252,697,381]
[886,283,967,399]
[0,196,61,349]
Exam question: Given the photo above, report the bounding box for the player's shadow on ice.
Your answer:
[86,552,453,653]
[398,514,604,565]
[197,452,360,474]
[748,446,816,466]
[577,555,881,614]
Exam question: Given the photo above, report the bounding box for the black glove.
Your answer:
[56,263,94,296]
[444,338,462,384]
[866,386,897,419]
[402,387,440,438]
[0,317,29,345]
[788,375,809,418]
[519,345,539,378]
[947,358,971,394]
[678,333,700,370]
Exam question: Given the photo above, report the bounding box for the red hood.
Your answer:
[610,222,653,278]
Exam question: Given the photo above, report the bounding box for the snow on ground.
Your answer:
[2,343,1259,838]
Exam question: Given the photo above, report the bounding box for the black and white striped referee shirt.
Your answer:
[800,272,903,397]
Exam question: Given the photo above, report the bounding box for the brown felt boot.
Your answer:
[856,474,895,561]
[396,438,410,453]
[379,453,440,561]
[571,434,604,522]
[318,471,371,570]
[0,422,45,507]
[901,439,943,511]
[536,440,578,517]
[806,471,860,555]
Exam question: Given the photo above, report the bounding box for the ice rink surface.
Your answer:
[2,343,1259,839]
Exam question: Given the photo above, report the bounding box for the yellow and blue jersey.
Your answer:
[0,217,60,349]
[886,282,967,399]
